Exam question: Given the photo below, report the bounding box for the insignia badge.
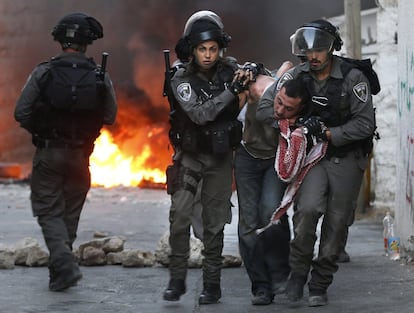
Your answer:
[177,83,191,102]
[312,96,329,106]
[276,72,293,91]
[353,82,368,103]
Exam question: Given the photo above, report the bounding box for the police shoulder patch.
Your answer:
[276,72,293,91]
[177,83,191,102]
[353,82,368,103]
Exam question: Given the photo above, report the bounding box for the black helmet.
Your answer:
[174,10,231,62]
[183,10,231,49]
[290,19,343,56]
[52,13,103,45]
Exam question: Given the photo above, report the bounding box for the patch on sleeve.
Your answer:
[276,72,293,91]
[353,82,368,103]
[177,83,192,102]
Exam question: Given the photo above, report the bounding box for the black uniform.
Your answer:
[14,51,117,289]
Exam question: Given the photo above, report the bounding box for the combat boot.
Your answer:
[48,265,59,289]
[198,283,221,304]
[163,279,186,301]
[49,262,82,292]
[308,289,328,307]
[251,288,274,305]
[286,273,307,302]
[337,249,351,263]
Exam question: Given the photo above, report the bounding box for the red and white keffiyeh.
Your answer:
[256,119,328,234]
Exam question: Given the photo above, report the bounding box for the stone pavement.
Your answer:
[0,184,414,313]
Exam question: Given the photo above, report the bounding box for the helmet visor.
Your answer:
[291,27,335,56]
[188,29,224,47]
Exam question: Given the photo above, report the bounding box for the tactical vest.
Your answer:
[169,62,242,155]
[299,62,354,127]
[298,60,373,157]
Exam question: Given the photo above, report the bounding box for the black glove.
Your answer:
[302,116,323,136]
[319,129,329,141]
[230,79,247,95]
[241,62,266,81]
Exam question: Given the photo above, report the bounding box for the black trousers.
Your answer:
[30,147,90,269]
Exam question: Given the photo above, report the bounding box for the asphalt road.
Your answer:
[1,184,413,313]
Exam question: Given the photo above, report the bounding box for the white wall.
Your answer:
[396,0,414,248]
[331,0,414,254]
[372,1,398,211]
[330,5,398,213]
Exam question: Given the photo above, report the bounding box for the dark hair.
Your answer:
[282,79,309,103]
[281,78,311,116]
[175,37,192,62]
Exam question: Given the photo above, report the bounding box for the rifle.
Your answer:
[163,49,180,150]
[98,52,109,81]
[163,49,174,103]
[163,49,170,96]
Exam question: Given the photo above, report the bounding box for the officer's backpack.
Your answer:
[34,56,105,141]
[45,57,100,111]
[340,56,381,155]
[338,56,381,95]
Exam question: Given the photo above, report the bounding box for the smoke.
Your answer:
[109,81,171,171]
[0,0,377,175]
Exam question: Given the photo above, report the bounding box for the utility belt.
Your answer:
[325,139,369,159]
[33,137,88,149]
[171,120,242,155]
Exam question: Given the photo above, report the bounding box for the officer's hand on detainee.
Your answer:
[231,62,263,96]
[240,62,262,81]
[230,69,252,95]
[302,116,324,136]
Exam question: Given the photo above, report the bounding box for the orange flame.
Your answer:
[90,129,166,187]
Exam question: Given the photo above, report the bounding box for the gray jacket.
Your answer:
[258,56,376,151]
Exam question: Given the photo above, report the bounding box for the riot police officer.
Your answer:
[14,12,117,291]
[259,19,376,306]
[163,10,248,304]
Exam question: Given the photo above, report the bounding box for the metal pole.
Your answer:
[344,0,362,59]
[345,0,370,212]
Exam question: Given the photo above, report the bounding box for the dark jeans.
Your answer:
[234,145,290,294]
[31,147,90,269]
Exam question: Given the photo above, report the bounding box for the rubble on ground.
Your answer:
[0,233,242,269]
